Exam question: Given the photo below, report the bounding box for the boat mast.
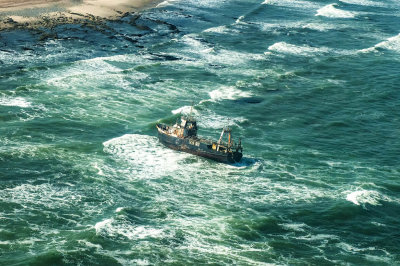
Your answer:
[188,101,194,121]
[217,128,225,149]
[216,127,232,151]
[226,127,232,148]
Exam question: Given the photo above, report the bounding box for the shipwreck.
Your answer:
[156,113,243,163]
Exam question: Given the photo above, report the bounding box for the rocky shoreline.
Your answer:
[0,11,122,31]
[0,0,162,31]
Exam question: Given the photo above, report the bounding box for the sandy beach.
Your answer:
[0,0,64,10]
[0,0,161,30]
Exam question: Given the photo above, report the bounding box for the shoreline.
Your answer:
[0,0,163,31]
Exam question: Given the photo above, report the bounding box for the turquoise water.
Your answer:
[1,0,400,264]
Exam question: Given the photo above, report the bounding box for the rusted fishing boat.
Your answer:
[156,114,243,163]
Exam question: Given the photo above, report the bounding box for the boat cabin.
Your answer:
[179,116,198,137]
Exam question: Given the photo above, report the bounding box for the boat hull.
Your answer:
[157,125,242,164]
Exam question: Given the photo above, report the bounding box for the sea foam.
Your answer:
[262,0,320,9]
[103,134,189,179]
[301,22,339,32]
[316,4,355,18]
[204,25,229,34]
[172,105,199,115]
[0,183,81,209]
[156,0,178,7]
[197,112,247,129]
[208,86,251,101]
[346,190,389,206]
[0,97,31,108]
[94,218,163,240]
[267,42,331,56]
[339,0,387,7]
[180,35,263,67]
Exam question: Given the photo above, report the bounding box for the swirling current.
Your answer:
[1,0,400,264]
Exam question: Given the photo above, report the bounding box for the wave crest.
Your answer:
[359,33,400,53]
[267,42,331,56]
[339,0,387,7]
[263,0,320,9]
[316,4,355,18]
[346,190,393,207]
[95,218,163,240]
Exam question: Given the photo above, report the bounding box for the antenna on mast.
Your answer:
[189,101,194,120]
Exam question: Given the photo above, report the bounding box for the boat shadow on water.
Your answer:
[229,157,259,168]
[181,154,258,168]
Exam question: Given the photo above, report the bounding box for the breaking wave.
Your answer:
[94,218,163,240]
[300,22,339,32]
[171,105,198,115]
[316,4,356,18]
[267,42,331,56]
[359,33,400,53]
[345,190,394,207]
[156,0,179,8]
[339,0,387,7]
[262,0,320,9]
[208,86,251,101]
[179,35,263,67]
[203,25,237,34]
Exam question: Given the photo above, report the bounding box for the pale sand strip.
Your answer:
[0,0,162,30]
[69,0,160,17]
[0,0,71,12]
[0,0,63,9]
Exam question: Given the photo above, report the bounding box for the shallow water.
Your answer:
[1,0,400,264]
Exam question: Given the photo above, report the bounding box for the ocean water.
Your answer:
[1,0,400,264]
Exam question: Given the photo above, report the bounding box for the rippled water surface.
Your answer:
[1,0,400,264]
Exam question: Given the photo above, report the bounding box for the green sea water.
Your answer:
[1,0,400,264]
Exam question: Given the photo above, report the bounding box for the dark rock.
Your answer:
[5,18,16,24]
[0,49,14,53]
[38,33,58,41]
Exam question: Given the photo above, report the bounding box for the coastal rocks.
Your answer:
[0,12,97,32]
[38,32,58,41]
[5,17,16,24]
[0,0,160,33]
